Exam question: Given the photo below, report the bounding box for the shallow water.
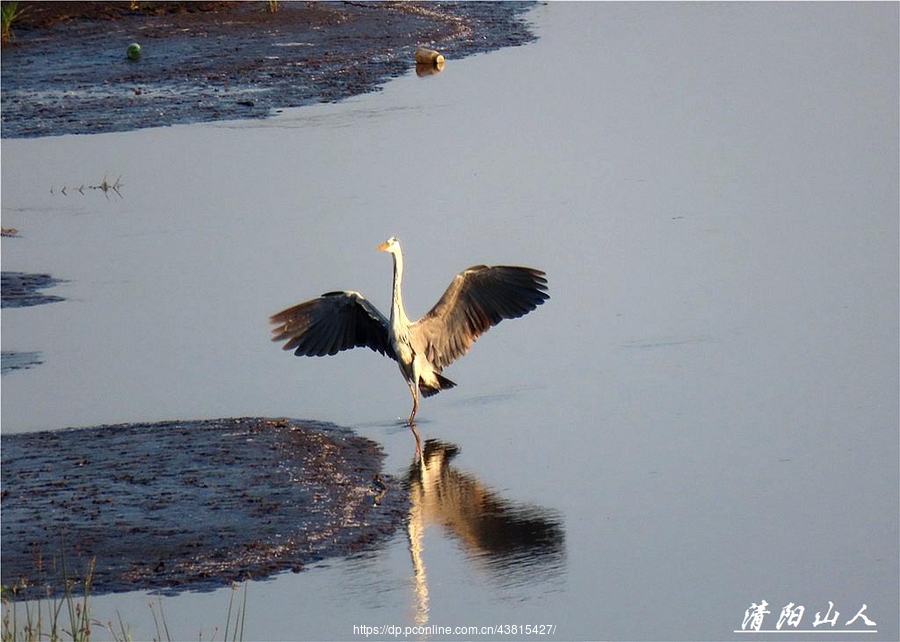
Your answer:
[2,3,898,640]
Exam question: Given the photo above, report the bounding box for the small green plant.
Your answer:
[148,596,170,642]
[1,557,97,642]
[3,569,248,642]
[266,0,279,13]
[146,582,247,642]
[222,582,248,642]
[1,1,26,45]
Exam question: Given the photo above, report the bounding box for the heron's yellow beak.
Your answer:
[377,242,389,252]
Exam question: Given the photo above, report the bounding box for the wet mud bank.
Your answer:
[0,351,44,375]
[1,1,536,138]
[1,272,66,375]
[1,271,66,308]
[1,417,408,598]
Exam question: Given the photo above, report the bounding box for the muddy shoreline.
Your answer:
[0,271,66,308]
[1,1,537,138]
[1,418,408,598]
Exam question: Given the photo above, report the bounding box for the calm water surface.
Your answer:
[2,3,897,640]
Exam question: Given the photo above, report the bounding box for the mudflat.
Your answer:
[1,1,536,137]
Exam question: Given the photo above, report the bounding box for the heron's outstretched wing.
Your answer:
[412,266,548,370]
[270,291,396,359]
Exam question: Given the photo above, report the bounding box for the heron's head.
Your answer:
[377,237,400,254]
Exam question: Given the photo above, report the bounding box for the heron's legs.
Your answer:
[406,380,419,425]
[406,381,422,459]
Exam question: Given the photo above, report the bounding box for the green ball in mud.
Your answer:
[126,43,141,61]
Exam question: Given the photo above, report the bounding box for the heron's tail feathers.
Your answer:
[419,373,456,398]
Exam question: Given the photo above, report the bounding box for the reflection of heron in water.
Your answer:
[405,439,565,624]
[270,238,549,455]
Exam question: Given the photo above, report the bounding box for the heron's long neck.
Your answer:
[390,250,410,328]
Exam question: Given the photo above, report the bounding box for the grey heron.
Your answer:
[270,237,549,451]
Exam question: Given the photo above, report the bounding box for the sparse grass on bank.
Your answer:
[2,557,248,642]
[1,557,96,642]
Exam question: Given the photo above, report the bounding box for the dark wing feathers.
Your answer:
[270,291,395,360]
[412,266,548,369]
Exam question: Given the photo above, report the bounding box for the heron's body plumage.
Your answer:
[270,237,548,452]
